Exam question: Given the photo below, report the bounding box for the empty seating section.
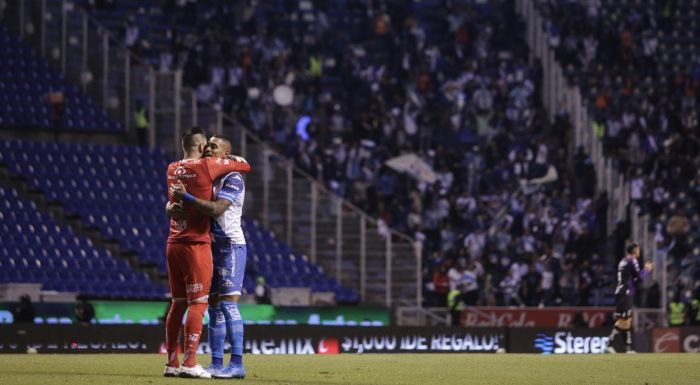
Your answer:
[245,220,359,303]
[0,138,358,303]
[0,139,170,270]
[0,181,166,298]
[0,25,122,132]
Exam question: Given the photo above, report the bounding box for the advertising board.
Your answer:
[0,325,504,354]
[461,307,613,328]
[508,328,611,354]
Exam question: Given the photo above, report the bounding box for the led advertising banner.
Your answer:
[508,328,613,354]
[0,302,390,326]
[0,325,505,354]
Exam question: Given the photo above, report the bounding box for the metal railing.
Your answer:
[634,308,667,330]
[516,0,665,311]
[517,0,640,239]
[2,0,422,308]
[1,0,142,132]
[396,307,449,327]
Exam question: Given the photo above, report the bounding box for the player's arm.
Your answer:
[170,181,232,218]
[631,258,653,282]
[205,155,251,181]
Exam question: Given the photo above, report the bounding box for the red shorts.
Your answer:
[166,242,212,303]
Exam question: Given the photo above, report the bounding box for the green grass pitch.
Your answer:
[2,353,699,385]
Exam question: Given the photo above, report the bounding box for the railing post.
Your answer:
[360,215,366,301]
[286,160,293,246]
[215,109,223,135]
[101,31,108,107]
[19,0,25,38]
[240,125,247,159]
[660,249,667,323]
[174,70,182,152]
[310,182,317,264]
[335,197,343,285]
[40,0,46,56]
[385,232,392,307]
[416,242,422,307]
[191,92,197,127]
[147,67,156,150]
[124,51,131,132]
[61,0,67,74]
[262,148,270,228]
[81,12,87,91]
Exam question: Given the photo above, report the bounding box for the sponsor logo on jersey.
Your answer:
[169,166,196,179]
[186,283,203,293]
[172,219,187,232]
[222,279,234,288]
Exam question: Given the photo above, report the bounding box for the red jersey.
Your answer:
[166,157,251,243]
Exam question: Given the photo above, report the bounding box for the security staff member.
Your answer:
[134,100,149,147]
[690,290,700,326]
[668,292,687,326]
[448,283,466,327]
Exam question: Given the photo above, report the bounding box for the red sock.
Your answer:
[183,302,207,367]
[165,301,187,368]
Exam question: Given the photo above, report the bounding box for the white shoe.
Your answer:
[179,364,212,379]
[605,346,616,354]
[163,365,181,377]
[625,350,637,354]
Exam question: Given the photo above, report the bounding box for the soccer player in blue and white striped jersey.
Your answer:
[169,135,247,378]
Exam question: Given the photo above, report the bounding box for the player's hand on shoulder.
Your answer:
[170,181,187,199]
[644,261,653,272]
[228,154,248,163]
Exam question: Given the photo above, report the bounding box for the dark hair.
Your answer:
[181,126,207,149]
[626,243,639,254]
[210,135,233,150]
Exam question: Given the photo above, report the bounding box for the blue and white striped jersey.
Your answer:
[211,172,245,244]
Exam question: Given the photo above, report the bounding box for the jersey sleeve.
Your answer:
[217,173,245,203]
[205,157,251,181]
[629,258,648,283]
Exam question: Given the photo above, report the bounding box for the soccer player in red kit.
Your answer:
[163,127,251,378]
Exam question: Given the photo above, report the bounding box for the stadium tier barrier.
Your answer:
[4,324,698,354]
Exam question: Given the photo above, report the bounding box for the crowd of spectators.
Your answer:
[87,0,680,308]
[539,0,700,306]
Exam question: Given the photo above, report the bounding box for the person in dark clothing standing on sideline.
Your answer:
[74,297,96,325]
[13,295,35,324]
